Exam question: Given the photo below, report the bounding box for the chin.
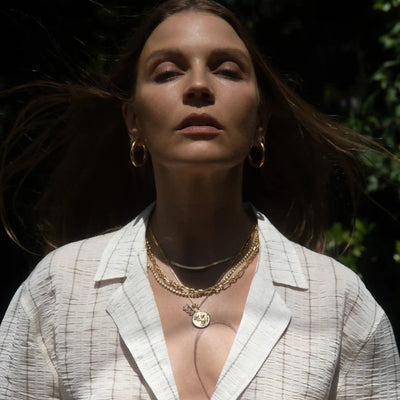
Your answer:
[160,155,244,170]
[152,143,246,170]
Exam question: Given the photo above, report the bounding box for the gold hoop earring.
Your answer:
[130,140,148,167]
[248,138,265,168]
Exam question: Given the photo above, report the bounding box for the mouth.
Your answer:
[176,113,222,136]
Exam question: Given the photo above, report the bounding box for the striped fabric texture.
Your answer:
[1,204,399,399]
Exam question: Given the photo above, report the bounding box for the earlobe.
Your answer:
[256,101,271,140]
[255,126,264,144]
[122,102,138,140]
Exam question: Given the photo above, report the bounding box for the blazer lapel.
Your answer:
[211,208,308,400]
[211,250,291,400]
[95,204,179,400]
[106,265,179,400]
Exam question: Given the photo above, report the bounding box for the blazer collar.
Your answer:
[94,203,154,283]
[94,203,309,291]
[252,206,309,290]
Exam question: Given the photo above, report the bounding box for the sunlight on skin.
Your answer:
[194,322,237,398]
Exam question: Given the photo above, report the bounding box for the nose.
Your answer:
[183,67,215,107]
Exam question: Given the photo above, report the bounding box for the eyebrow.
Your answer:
[145,47,252,69]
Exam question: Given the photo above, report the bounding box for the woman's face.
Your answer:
[125,11,262,170]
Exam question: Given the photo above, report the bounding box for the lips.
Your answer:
[176,113,222,135]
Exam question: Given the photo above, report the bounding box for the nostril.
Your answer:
[188,84,213,95]
[188,90,210,98]
[183,86,215,105]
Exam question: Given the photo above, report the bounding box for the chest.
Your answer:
[149,263,255,400]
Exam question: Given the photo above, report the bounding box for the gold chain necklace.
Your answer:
[146,225,258,298]
[146,225,259,328]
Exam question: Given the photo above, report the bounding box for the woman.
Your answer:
[0,0,399,399]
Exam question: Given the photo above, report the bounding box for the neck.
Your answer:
[149,165,255,267]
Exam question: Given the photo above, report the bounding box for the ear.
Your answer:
[122,101,142,142]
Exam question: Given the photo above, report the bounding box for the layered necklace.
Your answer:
[146,224,259,328]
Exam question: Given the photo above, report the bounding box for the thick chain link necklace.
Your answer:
[146,225,259,328]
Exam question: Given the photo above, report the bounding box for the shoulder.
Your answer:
[20,230,118,314]
[19,203,154,314]
[294,242,364,293]
[255,208,398,376]
[254,202,386,342]
[288,242,397,374]
[293,243,386,339]
[32,229,116,277]
[294,243,377,303]
[254,205,376,314]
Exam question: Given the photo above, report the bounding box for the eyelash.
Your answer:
[154,70,180,82]
[217,68,242,80]
[153,63,243,83]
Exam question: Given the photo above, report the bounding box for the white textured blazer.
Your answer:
[1,204,399,399]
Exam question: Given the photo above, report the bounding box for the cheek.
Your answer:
[134,87,176,133]
[225,86,259,134]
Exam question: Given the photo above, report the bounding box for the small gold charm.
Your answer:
[183,303,197,316]
[192,310,211,328]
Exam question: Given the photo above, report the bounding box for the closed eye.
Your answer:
[150,59,184,83]
[154,70,181,82]
[217,68,242,80]
[214,62,243,80]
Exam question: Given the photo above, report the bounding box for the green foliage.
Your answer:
[326,219,375,276]
[347,0,400,190]
[374,0,400,12]
[328,0,400,275]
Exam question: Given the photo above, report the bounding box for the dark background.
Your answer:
[1,0,399,343]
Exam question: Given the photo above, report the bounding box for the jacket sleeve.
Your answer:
[336,280,400,399]
[0,284,61,399]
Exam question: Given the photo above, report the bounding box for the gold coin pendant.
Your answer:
[192,310,211,328]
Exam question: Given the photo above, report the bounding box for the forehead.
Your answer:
[139,11,250,61]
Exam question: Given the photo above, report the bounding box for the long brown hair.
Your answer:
[0,0,387,253]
